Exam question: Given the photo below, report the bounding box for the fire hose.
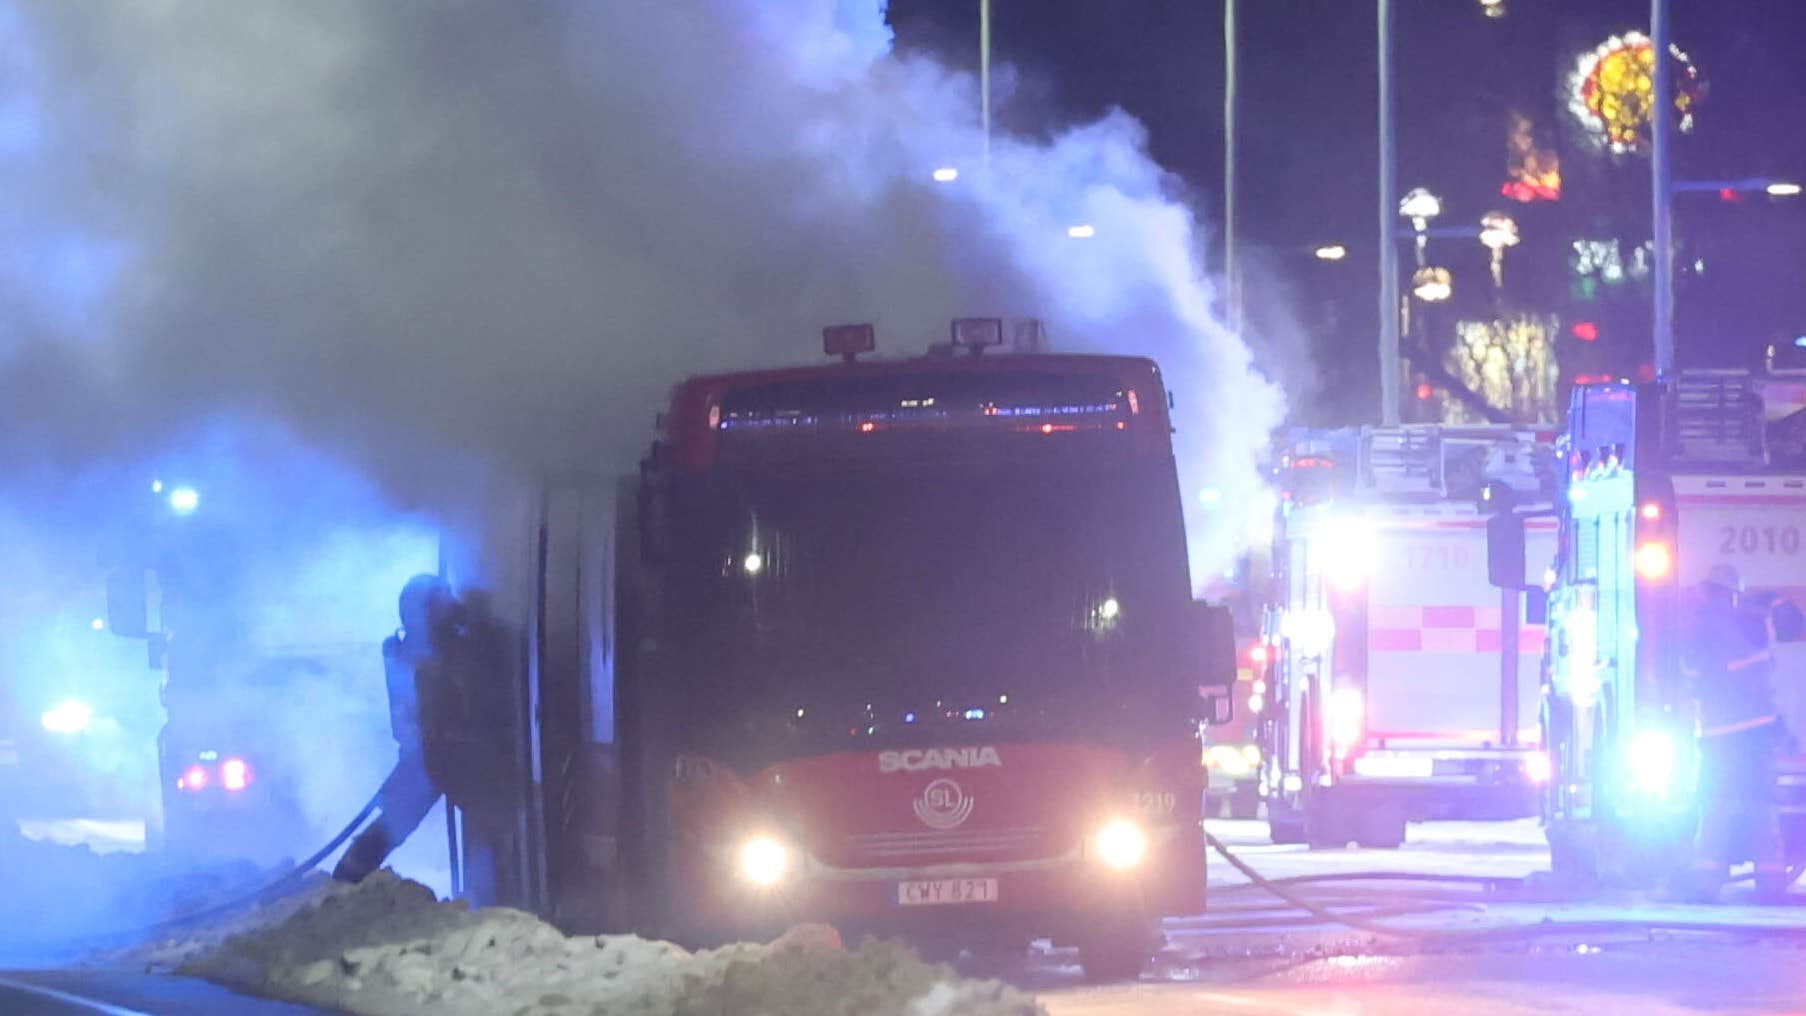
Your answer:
[48,786,386,951]
[143,790,385,931]
[1201,829,1806,944]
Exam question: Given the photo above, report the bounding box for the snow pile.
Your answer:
[113,872,355,972]
[181,871,1045,1016]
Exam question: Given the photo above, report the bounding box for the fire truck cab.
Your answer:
[1260,426,1555,848]
[1523,370,1806,884]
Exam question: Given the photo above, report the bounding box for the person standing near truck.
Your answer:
[1681,565,1787,901]
[332,574,459,885]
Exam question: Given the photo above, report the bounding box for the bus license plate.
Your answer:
[896,877,999,906]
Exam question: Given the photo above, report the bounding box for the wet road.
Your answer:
[10,819,1805,1014]
[0,971,325,1015]
[1033,819,1806,1015]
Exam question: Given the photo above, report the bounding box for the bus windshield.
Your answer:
[655,454,1196,765]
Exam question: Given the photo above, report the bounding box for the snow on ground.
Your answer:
[178,871,1047,1016]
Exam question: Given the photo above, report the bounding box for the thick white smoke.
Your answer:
[2,0,1281,578]
[0,0,1284,926]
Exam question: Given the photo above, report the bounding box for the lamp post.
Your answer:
[980,0,992,171]
[1378,0,1400,425]
[1651,0,1674,376]
[1224,0,1242,337]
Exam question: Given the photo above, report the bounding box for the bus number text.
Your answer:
[1718,526,1802,556]
[1406,544,1472,570]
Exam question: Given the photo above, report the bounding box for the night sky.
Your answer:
[888,0,1806,424]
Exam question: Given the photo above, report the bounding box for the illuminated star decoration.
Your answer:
[1569,31,1703,155]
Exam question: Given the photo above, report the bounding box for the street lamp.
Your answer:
[1768,181,1802,197]
[1399,187,1442,266]
[932,167,959,183]
[1412,266,1452,303]
[1066,224,1096,239]
[1479,211,1520,286]
[167,486,201,515]
[1314,244,1348,261]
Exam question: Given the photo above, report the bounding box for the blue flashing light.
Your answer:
[1628,729,1679,799]
[1795,335,1806,350]
[904,712,917,724]
[964,708,986,720]
[40,700,92,735]
[168,486,201,515]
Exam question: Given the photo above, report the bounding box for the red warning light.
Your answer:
[1415,382,1434,401]
[1572,321,1599,342]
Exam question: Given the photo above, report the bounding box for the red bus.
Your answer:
[605,321,1236,979]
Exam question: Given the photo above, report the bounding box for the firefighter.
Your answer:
[332,574,459,885]
[1681,564,1787,902]
[426,588,523,907]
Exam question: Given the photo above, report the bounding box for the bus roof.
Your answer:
[659,353,1173,472]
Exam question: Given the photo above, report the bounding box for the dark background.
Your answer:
[888,0,1806,424]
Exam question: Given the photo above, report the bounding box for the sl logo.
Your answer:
[913,777,975,830]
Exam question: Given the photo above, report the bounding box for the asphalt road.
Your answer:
[1030,818,1806,1015]
[0,971,326,1015]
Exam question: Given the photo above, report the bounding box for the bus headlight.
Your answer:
[736,835,792,886]
[1206,744,1252,776]
[1092,819,1148,870]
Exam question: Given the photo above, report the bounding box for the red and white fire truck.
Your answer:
[1257,426,1555,848]
[553,320,1237,979]
[1511,368,1806,884]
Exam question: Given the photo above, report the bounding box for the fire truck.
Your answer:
[1258,426,1556,848]
[1497,368,1806,885]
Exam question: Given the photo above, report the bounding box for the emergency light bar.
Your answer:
[951,318,1005,351]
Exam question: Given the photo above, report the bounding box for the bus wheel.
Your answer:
[1076,924,1155,983]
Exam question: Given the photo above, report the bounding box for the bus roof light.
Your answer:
[950,318,1004,351]
[823,323,876,362]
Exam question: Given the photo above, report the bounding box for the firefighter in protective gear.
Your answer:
[1681,564,1787,901]
[332,574,458,884]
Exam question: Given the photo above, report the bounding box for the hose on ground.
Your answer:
[48,787,387,951]
[1202,829,1806,944]
[146,790,384,931]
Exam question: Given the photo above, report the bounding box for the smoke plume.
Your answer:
[0,0,1284,923]
[2,0,1281,564]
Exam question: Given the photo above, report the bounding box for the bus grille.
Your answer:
[844,826,1050,861]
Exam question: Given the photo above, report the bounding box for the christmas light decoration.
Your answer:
[1446,316,1561,424]
[1569,31,1703,155]
[1502,111,1561,202]
[1479,212,1520,287]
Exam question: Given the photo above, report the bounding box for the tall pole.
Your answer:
[980,0,992,171]
[1223,0,1242,336]
[1377,0,1401,425]
[1651,0,1675,377]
